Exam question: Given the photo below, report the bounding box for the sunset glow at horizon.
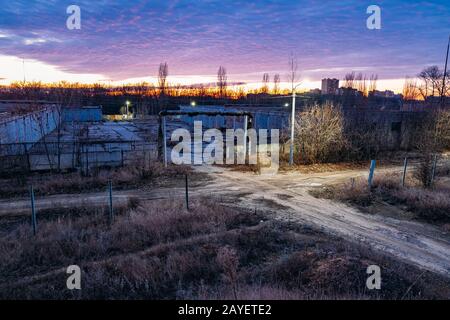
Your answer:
[0,1,449,94]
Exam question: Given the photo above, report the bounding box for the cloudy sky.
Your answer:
[0,0,449,91]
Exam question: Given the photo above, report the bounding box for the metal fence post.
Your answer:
[402,157,408,187]
[430,154,438,186]
[243,115,248,162]
[368,160,376,189]
[185,174,189,211]
[163,116,168,167]
[30,185,37,235]
[108,180,113,222]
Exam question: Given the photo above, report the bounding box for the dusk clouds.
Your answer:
[0,0,449,84]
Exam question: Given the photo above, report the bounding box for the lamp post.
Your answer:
[125,100,130,118]
[289,84,302,166]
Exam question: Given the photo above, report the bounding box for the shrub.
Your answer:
[294,103,348,164]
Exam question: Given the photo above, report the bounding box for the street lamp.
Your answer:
[190,101,196,107]
[125,100,130,118]
[289,83,302,166]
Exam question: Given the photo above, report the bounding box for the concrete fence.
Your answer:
[0,140,157,173]
[0,106,60,146]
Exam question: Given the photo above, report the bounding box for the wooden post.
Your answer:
[30,185,37,235]
[185,174,189,211]
[163,116,168,167]
[368,160,376,189]
[108,180,113,222]
[402,157,408,187]
[430,154,438,186]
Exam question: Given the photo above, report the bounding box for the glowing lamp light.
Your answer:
[191,101,196,106]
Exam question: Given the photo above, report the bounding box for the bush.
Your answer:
[294,103,348,164]
[414,154,435,188]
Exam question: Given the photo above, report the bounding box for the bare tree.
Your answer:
[355,73,367,96]
[133,82,151,116]
[287,54,299,92]
[402,77,420,101]
[418,66,443,99]
[261,73,270,94]
[368,74,378,93]
[158,62,169,96]
[10,81,44,102]
[50,81,82,171]
[32,110,55,171]
[343,72,356,89]
[273,74,280,95]
[217,66,227,98]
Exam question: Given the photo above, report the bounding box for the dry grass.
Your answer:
[0,197,449,300]
[311,173,450,224]
[280,161,369,174]
[0,162,191,198]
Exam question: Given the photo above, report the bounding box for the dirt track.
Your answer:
[1,165,449,278]
[194,165,450,278]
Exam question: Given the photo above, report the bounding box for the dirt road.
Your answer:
[1,165,449,278]
[194,165,450,277]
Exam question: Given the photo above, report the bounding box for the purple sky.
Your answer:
[0,0,449,89]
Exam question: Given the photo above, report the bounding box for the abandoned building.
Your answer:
[177,104,425,150]
[0,103,156,173]
[0,100,431,174]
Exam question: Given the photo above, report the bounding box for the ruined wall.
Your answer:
[343,110,426,151]
[178,105,289,132]
[0,106,60,146]
[63,106,102,122]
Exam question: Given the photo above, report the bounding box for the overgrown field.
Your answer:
[0,163,191,199]
[310,172,450,225]
[0,197,448,299]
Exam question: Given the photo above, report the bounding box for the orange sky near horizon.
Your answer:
[0,54,408,94]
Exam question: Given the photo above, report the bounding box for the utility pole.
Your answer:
[289,84,301,166]
[441,35,450,108]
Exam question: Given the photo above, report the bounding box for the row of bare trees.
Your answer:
[258,73,282,94]
[343,72,378,96]
[403,66,449,102]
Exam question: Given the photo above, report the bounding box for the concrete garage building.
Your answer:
[0,105,158,173]
[178,105,290,132]
[176,104,425,151]
[63,106,103,122]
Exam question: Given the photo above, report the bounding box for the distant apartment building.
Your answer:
[309,88,321,95]
[371,90,402,99]
[321,78,339,95]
